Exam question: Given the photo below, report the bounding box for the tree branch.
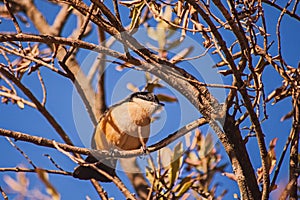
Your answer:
[262,0,300,21]
[0,118,207,158]
[0,167,72,176]
[0,67,74,146]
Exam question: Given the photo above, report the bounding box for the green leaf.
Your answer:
[174,176,193,198]
[120,0,145,33]
[119,0,146,34]
[149,1,161,21]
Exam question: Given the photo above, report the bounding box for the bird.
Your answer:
[73,92,164,182]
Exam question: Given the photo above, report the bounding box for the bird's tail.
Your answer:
[73,155,117,182]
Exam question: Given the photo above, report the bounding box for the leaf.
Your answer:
[159,147,172,170]
[162,5,172,22]
[280,110,293,122]
[170,47,194,63]
[185,151,201,166]
[184,131,191,148]
[174,176,193,198]
[257,138,278,183]
[218,69,233,76]
[149,1,161,21]
[146,26,158,40]
[36,168,60,200]
[17,100,24,109]
[4,172,29,193]
[156,94,177,103]
[270,184,278,191]
[204,132,214,156]
[267,138,278,174]
[144,72,152,82]
[166,37,183,50]
[145,83,163,93]
[169,142,183,188]
[120,0,145,33]
[156,24,167,51]
[145,164,165,192]
[222,172,237,181]
[127,83,139,92]
[265,85,287,103]
[180,6,190,42]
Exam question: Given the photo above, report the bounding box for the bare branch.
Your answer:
[6,137,37,169]
[0,118,207,158]
[51,4,72,36]
[0,67,74,146]
[262,0,300,21]
[0,167,71,176]
[0,91,36,108]
[3,0,22,33]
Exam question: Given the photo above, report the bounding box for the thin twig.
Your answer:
[113,0,121,23]
[144,0,209,33]
[6,137,37,169]
[0,67,75,147]
[0,167,72,176]
[176,44,213,61]
[37,69,47,106]
[3,0,22,33]
[63,3,95,63]
[292,0,299,14]
[276,0,293,68]
[0,49,12,68]
[0,91,36,108]
[0,45,69,78]
[44,154,65,171]
[262,0,300,21]
[0,186,8,200]
[52,141,137,200]
[90,179,109,200]
[270,116,296,189]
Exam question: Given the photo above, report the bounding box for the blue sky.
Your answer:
[0,1,299,199]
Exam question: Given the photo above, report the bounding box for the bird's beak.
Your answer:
[159,102,165,106]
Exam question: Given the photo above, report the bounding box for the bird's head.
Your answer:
[129,92,164,115]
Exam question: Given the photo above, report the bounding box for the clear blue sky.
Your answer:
[0,1,299,199]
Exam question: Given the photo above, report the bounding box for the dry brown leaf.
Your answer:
[36,168,60,200]
[156,94,177,103]
[222,172,237,181]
